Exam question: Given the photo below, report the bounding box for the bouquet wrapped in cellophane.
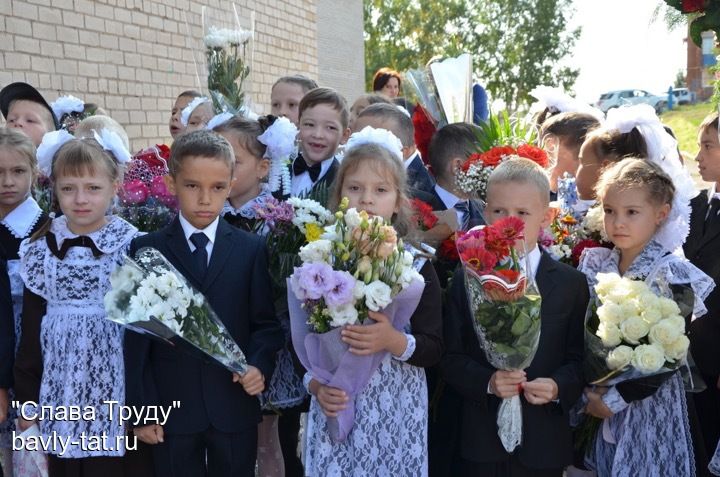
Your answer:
[104,247,248,374]
[287,198,426,442]
[456,217,542,452]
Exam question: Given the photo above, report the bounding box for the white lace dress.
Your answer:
[303,255,431,477]
[19,216,139,458]
[578,240,714,477]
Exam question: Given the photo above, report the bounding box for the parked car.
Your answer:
[595,89,667,114]
[670,88,696,105]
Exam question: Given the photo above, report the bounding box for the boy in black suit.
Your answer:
[124,130,284,477]
[684,111,720,460]
[352,102,436,196]
[289,87,350,199]
[440,158,588,476]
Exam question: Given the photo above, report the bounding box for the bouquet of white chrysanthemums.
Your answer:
[104,247,248,373]
[587,272,691,382]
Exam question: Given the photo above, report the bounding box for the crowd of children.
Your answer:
[0,74,717,477]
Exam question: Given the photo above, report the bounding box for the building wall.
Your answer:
[0,0,334,150]
[316,0,365,106]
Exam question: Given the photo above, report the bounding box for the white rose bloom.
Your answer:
[648,318,683,346]
[619,315,650,345]
[664,335,690,362]
[663,315,686,332]
[641,307,662,325]
[597,302,624,326]
[606,345,634,370]
[637,291,660,309]
[299,239,332,263]
[344,208,362,229]
[328,303,360,327]
[594,273,622,298]
[619,301,641,318]
[597,322,622,347]
[658,297,681,318]
[364,281,392,311]
[631,344,666,374]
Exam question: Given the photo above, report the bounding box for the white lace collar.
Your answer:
[1,196,43,239]
[222,184,273,219]
[50,215,138,254]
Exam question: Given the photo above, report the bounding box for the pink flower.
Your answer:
[150,175,177,208]
[120,179,150,205]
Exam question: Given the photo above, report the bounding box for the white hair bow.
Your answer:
[180,97,211,127]
[36,130,75,176]
[51,95,85,120]
[345,126,404,162]
[529,85,604,122]
[93,128,132,165]
[206,112,234,130]
[258,116,298,195]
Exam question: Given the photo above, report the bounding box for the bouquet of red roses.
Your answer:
[457,217,542,452]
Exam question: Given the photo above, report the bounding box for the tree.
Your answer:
[674,69,686,88]
[364,0,581,112]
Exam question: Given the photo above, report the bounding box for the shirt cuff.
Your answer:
[303,372,314,394]
[392,333,416,362]
[602,386,629,414]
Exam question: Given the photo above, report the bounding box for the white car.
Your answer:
[670,88,696,105]
[595,89,667,114]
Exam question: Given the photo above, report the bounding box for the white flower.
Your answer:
[597,322,622,347]
[258,116,298,159]
[299,239,332,263]
[327,303,359,327]
[594,272,622,298]
[631,344,666,374]
[641,307,662,325]
[658,297,681,318]
[353,280,366,300]
[345,126,404,162]
[321,224,339,241]
[606,345,633,370]
[547,244,571,260]
[344,208,362,229]
[619,315,650,345]
[596,302,624,326]
[583,205,608,240]
[399,266,423,289]
[203,26,227,49]
[648,318,683,347]
[664,335,690,362]
[663,314,686,331]
[364,281,392,311]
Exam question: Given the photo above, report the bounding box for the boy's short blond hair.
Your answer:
[75,115,130,151]
[487,157,550,205]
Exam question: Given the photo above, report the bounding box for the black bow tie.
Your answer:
[47,232,103,259]
[292,158,322,182]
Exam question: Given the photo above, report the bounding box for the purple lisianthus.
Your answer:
[290,262,335,301]
[324,270,357,308]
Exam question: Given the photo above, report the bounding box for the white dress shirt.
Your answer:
[178,212,218,265]
[434,184,467,226]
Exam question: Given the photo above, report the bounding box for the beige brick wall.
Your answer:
[0,0,337,151]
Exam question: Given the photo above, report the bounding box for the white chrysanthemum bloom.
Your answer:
[223,27,253,46]
[321,224,339,241]
[597,322,622,347]
[606,345,634,370]
[299,239,332,263]
[619,315,650,345]
[583,205,608,240]
[597,302,624,326]
[648,318,683,347]
[204,26,228,49]
[328,303,360,327]
[664,335,690,363]
[658,297,681,319]
[364,281,392,311]
[631,344,666,374]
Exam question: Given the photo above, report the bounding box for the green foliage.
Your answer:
[364,0,581,111]
[674,69,686,88]
[474,110,539,152]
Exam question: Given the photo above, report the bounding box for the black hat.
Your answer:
[0,82,59,130]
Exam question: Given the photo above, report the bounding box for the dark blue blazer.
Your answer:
[124,217,284,435]
[440,253,588,469]
[406,152,435,196]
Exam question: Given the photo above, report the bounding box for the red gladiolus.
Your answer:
[516,144,549,169]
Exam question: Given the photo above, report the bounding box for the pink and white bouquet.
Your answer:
[287,198,425,442]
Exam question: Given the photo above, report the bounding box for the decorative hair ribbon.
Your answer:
[36,128,131,176]
[206,112,234,130]
[345,126,404,162]
[50,95,85,121]
[180,96,211,127]
[258,116,298,195]
[529,85,604,122]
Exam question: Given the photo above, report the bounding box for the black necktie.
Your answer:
[292,158,321,182]
[47,232,102,259]
[190,232,209,277]
[454,200,471,231]
[704,198,720,235]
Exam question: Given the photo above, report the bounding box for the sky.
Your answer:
[570,0,687,104]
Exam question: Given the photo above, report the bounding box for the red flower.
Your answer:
[495,268,521,284]
[438,235,459,261]
[412,106,436,166]
[492,216,525,244]
[570,239,610,267]
[456,228,485,253]
[516,144,549,169]
[681,0,705,13]
[459,247,497,274]
[461,153,485,172]
[482,146,516,168]
[410,198,438,230]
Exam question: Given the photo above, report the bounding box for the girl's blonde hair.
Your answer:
[329,143,412,237]
[595,158,674,207]
[52,138,122,183]
[0,127,38,176]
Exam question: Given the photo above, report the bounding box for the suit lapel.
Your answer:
[164,218,205,287]
[316,157,338,190]
[536,252,558,302]
[202,219,234,292]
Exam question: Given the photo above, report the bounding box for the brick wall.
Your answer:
[0,0,365,151]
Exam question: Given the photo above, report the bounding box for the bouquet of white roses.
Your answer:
[585,272,691,383]
[104,247,248,374]
[287,198,426,442]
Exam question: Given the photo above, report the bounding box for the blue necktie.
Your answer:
[190,232,209,277]
[454,200,470,231]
